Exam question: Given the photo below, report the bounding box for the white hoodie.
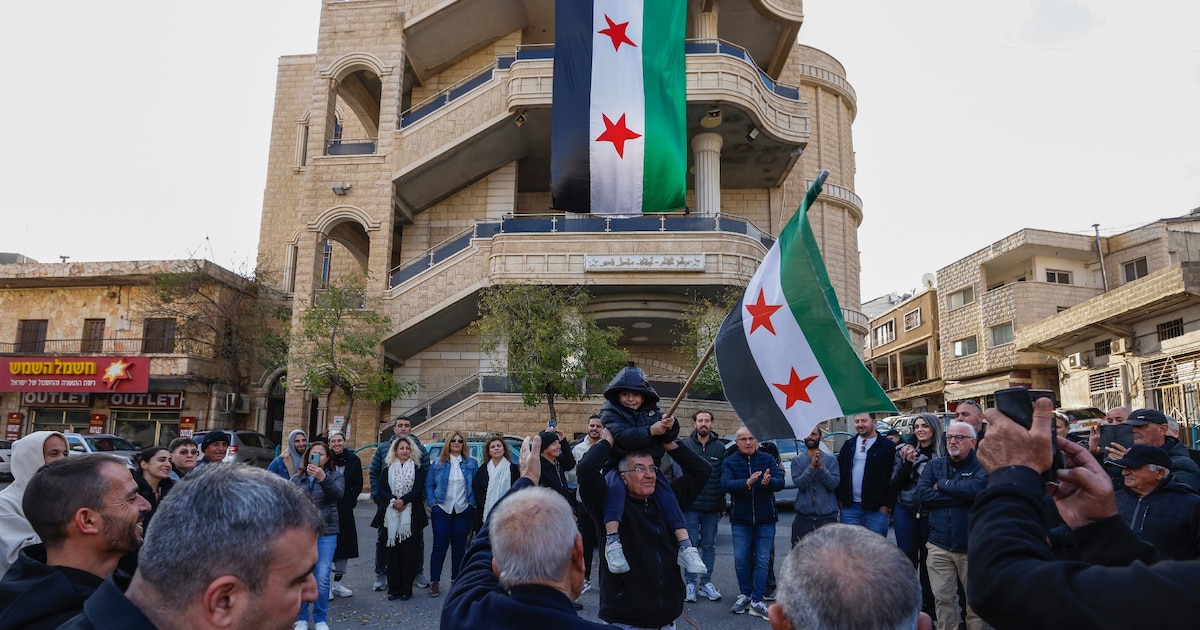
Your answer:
[0,431,65,574]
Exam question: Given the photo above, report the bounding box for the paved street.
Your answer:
[325,500,798,629]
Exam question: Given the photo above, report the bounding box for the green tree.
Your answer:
[472,283,628,420]
[290,272,415,422]
[673,289,741,395]
[141,260,290,408]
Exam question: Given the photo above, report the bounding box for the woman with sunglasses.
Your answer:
[292,441,345,630]
[423,430,477,597]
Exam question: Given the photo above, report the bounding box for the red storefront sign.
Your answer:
[179,416,196,437]
[5,413,22,441]
[0,357,150,393]
[89,413,106,435]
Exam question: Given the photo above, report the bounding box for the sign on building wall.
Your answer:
[0,357,151,393]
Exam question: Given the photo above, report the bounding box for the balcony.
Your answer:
[393,40,810,216]
[381,213,772,360]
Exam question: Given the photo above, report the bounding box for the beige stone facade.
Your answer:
[864,288,945,413]
[256,0,870,442]
[0,260,268,447]
[1016,214,1200,439]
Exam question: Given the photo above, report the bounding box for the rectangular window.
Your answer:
[903,308,921,331]
[142,318,177,353]
[82,319,105,353]
[953,336,978,358]
[1094,339,1111,357]
[947,286,974,311]
[321,239,333,288]
[16,320,48,353]
[1046,270,1071,284]
[1157,318,1184,342]
[1123,257,1149,282]
[990,322,1014,346]
[873,320,896,348]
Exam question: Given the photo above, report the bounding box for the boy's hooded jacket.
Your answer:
[599,365,678,463]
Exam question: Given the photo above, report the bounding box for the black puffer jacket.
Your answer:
[1114,474,1200,560]
[681,431,727,513]
[600,365,677,464]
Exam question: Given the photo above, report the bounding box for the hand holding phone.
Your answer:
[547,418,557,429]
[994,387,1062,481]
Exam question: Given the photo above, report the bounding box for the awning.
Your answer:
[945,372,1033,401]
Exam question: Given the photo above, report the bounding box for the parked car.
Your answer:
[0,440,11,480]
[720,434,833,507]
[63,433,139,465]
[1059,406,1106,434]
[886,413,955,440]
[425,435,523,463]
[191,430,277,469]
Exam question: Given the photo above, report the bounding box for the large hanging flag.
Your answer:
[550,0,686,214]
[714,171,896,440]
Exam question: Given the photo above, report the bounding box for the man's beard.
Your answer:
[803,439,820,449]
[103,512,143,555]
[697,427,710,437]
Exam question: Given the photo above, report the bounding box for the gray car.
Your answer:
[63,433,139,466]
[191,430,277,469]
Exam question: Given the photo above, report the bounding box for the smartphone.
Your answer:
[994,387,1061,481]
[309,452,320,466]
[1099,423,1135,451]
[547,418,557,429]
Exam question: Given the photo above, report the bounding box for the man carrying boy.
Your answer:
[597,364,707,576]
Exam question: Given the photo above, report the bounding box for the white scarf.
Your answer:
[385,459,416,547]
[483,458,511,522]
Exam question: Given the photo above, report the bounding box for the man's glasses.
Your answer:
[620,464,658,475]
[946,435,974,442]
[449,437,464,443]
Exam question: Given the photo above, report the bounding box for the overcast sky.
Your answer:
[2,1,1197,302]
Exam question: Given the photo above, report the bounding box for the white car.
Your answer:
[0,440,12,480]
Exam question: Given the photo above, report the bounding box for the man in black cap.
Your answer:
[1111,444,1200,560]
[195,431,229,467]
[1105,409,1200,490]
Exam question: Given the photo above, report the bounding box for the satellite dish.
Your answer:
[921,273,936,288]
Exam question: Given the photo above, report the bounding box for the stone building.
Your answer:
[0,259,263,447]
[864,286,944,413]
[256,0,870,443]
[1018,213,1200,440]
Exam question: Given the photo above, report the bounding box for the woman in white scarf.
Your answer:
[471,436,519,534]
[371,436,426,601]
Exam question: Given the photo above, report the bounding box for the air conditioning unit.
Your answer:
[1066,353,1088,369]
[223,393,250,414]
[1111,337,1132,354]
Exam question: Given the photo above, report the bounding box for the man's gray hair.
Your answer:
[777,524,920,630]
[491,486,576,589]
[947,421,976,439]
[135,464,324,608]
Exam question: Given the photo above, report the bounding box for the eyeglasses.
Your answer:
[449,438,464,443]
[620,464,658,475]
[735,436,757,443]
[175,449,199,456]
[946,435,974,442]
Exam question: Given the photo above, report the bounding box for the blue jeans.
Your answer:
[684,510,719,584]
[298,534,337,624]
[893,504,921,566]
[430,504,475,582]
[840,503,890,538]
[731,522,773,602]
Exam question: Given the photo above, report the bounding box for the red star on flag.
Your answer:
[102,358,133,390]
[772,368,819,409]
[745,289,783,335]
[596,113,641,158]
[598,15,637,51]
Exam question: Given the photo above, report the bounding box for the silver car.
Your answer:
[0,440,12,480]
[63,433,139,466]
[191,430,276,469]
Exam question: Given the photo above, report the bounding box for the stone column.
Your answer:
[694,8,718,41]
[692,132,723,215]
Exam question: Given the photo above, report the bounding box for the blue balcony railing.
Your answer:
[399,39,801,128]
[388,212,774,288]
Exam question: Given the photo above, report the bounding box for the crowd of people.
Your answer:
[3,378,1199,629]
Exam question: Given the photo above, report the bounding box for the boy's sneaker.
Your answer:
[731,594,751,614]
[677,546,707,575]
[605,540,630,574]
[314,624,330,630]
[331,582,353,598]
[748,600,770,619]
[698,582,722,601]
[293,623,308,630]
[684,582,698,603]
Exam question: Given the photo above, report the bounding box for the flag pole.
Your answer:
[665,339,715,419]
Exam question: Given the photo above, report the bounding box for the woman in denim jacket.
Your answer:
[423,429,477,596]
